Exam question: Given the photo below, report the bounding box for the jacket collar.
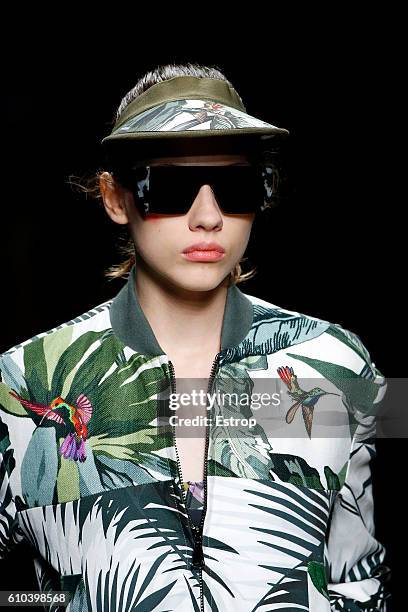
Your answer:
[109,263,254,356]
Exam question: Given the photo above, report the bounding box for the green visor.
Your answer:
[101,75,290,155]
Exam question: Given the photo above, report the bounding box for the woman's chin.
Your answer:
[169,267,231,293]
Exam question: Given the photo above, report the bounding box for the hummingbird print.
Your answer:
[8,390,93,462]
[277,366,340,439]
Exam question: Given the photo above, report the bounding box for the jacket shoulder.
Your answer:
[0,298,115,444]
[243,291,331,326]
[241,291,382,379]
[1,298,113,359]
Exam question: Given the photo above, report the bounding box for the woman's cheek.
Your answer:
[142,214,166,222]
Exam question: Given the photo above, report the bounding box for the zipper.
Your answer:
[168,353,220,612]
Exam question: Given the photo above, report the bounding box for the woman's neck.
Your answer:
[134,263,229,357]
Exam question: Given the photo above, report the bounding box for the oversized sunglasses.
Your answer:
[113,163,277,216]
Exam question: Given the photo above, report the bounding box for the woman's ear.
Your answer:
[99,172,130,225]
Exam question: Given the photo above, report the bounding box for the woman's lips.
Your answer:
[182,250,226,262]
[182,241,226,262]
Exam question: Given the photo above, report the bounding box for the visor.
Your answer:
[101,75,289,148]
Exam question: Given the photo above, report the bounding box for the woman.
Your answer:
[0,63,391,611]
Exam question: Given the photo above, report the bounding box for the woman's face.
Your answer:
[101,154,256,292]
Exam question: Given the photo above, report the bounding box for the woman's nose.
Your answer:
[187,185,224,227]
[193,184,221,210]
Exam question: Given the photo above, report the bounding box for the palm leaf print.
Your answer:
[246,481,330,610]
[18,483,204,610]
[269,452,343,491]
[326,324,373,368]
[210,360,274,479]
[5,327,178,504]
[308,560,330,599]
[0,419,23,557]
[222,306,330,363]
[201,477,331,610]
[0,381,27,417]
[0,353,27,400]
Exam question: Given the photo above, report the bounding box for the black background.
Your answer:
[0,11,404,610]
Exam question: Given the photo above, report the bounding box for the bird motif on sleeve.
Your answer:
[8,391,93,462]
[277,366,340,439]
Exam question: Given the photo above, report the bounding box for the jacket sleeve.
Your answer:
[0,428,19,559]
[0,447,20,560]
[0,363,24,561]
[324,340,392,611]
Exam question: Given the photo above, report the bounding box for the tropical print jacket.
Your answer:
[0,264,391,611]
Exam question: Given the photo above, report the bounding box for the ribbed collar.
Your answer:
[109,263,254,357]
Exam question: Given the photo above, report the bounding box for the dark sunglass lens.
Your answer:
[146,165,263,215]
[149,167,195,214]
[210,166,263,214]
